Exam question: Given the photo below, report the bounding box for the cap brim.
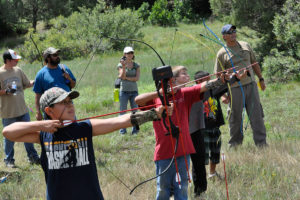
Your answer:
[51,90,80,106]
[52,49,61,54]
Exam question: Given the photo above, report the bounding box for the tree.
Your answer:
[263,0,300,82]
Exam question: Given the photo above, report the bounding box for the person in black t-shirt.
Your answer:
[2,87,169,200]
[195,70,243,180]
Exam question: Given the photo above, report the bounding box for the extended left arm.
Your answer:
[91,106,169,136]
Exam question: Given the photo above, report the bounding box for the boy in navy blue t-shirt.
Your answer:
[3,87,168,200]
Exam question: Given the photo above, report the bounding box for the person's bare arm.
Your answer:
[35,93,43,120]
[62,73,76,89]
[124,67,140,82]
[135,91,158,106]
[91,106,168,136]
[2,120,62,144]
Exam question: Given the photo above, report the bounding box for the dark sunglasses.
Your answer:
[51,53,59,57]
[226,29,237,34]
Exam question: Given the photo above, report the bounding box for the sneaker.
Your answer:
[208,172,223,180]
[28,157,41,165]
[119,129,127,135]
[131,130,139,135]
[5,160,16,168]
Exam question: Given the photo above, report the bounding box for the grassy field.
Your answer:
[0,21,300,200]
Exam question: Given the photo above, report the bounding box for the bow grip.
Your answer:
[152,65,173,81]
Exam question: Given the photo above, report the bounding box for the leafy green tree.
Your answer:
[21,1,144,61]
[263,0,300,82]
[137,2,150,22]
[104,0,156,9]
[149,0,176,26]
[209,0,285,34]
[0,0,25,36]
[174,0,211,22]
[21,0,45,31]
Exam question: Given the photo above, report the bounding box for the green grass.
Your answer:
[0,22,300,200]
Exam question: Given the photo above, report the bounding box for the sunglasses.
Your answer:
[125,52,134,55]
[51,53,59,57]
[226,29,237,34]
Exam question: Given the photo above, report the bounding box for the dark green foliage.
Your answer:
[149,0,176,26]
[174,0,211,22]
[104,0,156,9]
[21,1,144,61]
[263,0,300,82]
[137,2,151,22]
[173,0,194,22]
[0,0,98,37]
[263,49,300,82]
[272,0,300,59]
[0,0,27,37]
[209,0,285,34]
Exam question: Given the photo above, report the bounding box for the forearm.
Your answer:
[252,63,263,79]
[135,92,158,106]
[124,76,139,82]
[0,89,6,96]
[35,93,42,114]
[91,109,160,136]
[118,68,126,79]
[69,79,76,89]
[91,114,132,136]
[3,121,40,143]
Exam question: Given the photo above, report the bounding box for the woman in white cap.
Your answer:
[117,46,140,135]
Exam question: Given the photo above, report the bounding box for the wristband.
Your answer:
[130,108,159,127]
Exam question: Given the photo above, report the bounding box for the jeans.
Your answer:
[155,155,190,200]
[119,91,139,134]
[2,113,39,163]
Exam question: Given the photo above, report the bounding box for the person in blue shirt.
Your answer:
[2,87,168,200]
[33,47,76,121]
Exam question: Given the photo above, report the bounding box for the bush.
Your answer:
[149,0,176,26]
[137,2,151,22]
[263,49,300,82]
[173,0,193,23]
[263,0,300,82]
[21,1,144,62]
[272,0,300,59]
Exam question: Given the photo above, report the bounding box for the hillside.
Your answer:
[0,23,299,200]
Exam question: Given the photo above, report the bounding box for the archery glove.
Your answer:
[130,108,160,127]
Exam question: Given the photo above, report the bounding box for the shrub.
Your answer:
[21,0,144,62]
[149,0,176,26]
[137,2,151,22]
[263,0,300,82]
[263,49,300,82]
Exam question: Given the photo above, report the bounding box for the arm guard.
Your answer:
[130,108,160,127]
[205,78,224,90]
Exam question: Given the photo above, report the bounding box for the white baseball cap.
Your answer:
[123,46,134,54]
[8,49,22,59]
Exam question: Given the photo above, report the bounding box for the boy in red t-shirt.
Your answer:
[135,66,239,200]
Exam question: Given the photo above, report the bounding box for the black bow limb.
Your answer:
[152,66,179,139]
